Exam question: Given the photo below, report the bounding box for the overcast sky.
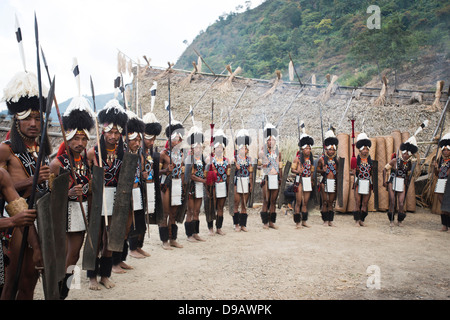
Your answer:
[0,0,265,110]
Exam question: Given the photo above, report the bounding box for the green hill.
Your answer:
[176,0,450,87]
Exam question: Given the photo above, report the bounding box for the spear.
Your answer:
[350,110,357,170]
[15,14,27,72]
[34,13,44,137]
[206,99,217,186]
[90,76,109,229]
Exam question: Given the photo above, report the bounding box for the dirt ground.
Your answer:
[34,206,449,301]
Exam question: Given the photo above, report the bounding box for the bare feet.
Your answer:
[112,262,133,273]
[170,240,184,248]
[162,241,173,250]
[216,229,226,235]
[99,277,115,289]
[112,265,126,274]
[89,277,101,291]
[269,223,278,230]
[187,236,198,243]
[240,226,248,232]
[193,234,206,242]
[302,221,311,228]
[137,248,151,257]
[129,250,145,259]
[234,225,241,232]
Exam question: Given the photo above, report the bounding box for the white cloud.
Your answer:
[1,0,265,104]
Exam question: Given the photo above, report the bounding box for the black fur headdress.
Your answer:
[97,99,128,129]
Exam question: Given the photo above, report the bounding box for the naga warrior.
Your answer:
[0,71,50,300]
[137,111,162,255]
[383,135,418,227]
[233,129,253,232]
[159,118,185,250]
[317,129,340,227]
[125,111,150,259]
[86,98,128,290]
[351,133,373,227]
[185,125,206,242]
[259,123,282,230]
[291,129,314,228]
[50,94,95,299]
[208,129,230,235]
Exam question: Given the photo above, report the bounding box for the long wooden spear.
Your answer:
[90,76,109,229]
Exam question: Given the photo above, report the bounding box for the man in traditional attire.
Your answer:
[49,94,95,298]
[0,71,50,299]
[433,132,450,231]
[123,111,149,260]
[383,136,417,227]
[86,98,128,290]
[350,133,373,227]
[317,129,340,227]
[111,110,145,273]
[207,129,230,235]
[159,119,185,249]
[185,125,206,242]
[291,131,314,228]
[139,112,162,253]
[233,129,253,232]
[259,123,282,229]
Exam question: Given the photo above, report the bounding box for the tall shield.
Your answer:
[82,165,104,271]
[228,163,236,215]
[277,161,291,209]
[36,193,58,300]
[176,163,191,223]
[108,152,139,252]
[372,160,379,210]
[337,157,345,208]
[50,172,69,284]
[441,174,450,212]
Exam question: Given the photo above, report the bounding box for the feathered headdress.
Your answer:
[62,96,95,140]
[263,122,278,141]
[187,125,204,147]
[126,110,145,140]
[97,99,128,133]
[355,132,372,150]
[399,120,428,156]
[298,121,314,149]
[2,71,48,119]
[213,128,228,148]
[142,112,162,138]
[439,132,450,150]
[324,129,338,149]
[235,129,251,148]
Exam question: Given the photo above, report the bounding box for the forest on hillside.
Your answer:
[176,0,450,87]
